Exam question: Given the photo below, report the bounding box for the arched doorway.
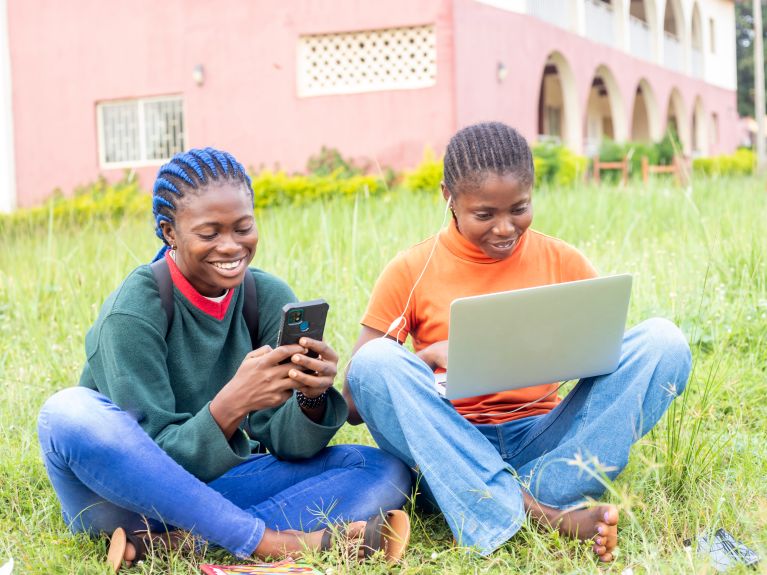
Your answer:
[692,96,707,155]
[666,88,689,152]
[584,65,626,155]
[631,78,662,141]
[537,52,580,151]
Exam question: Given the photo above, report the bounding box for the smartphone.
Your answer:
[277,299,329,363]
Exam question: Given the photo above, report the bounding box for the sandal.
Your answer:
[107,527,193,573]
[320,510,411,564]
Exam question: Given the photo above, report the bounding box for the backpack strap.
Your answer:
[241,269,259,349]
[150,257,259,348]
[150,258,174,334]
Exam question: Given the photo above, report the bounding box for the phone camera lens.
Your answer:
[288,310,304,325]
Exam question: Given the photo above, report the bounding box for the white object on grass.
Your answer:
[0,558,14,575]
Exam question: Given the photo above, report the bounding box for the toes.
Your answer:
[593,544,606,556]
[601,505,619,526]
[599,551,614,563]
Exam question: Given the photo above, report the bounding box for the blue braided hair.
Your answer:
[151,147,253,262]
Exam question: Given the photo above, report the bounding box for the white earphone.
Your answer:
[383,197,453,341]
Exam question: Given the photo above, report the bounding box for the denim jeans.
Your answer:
[37,387,411,558]
[346,318,692,555]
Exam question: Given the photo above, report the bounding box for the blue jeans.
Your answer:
[37,387,411,558]
[346,318,691,555]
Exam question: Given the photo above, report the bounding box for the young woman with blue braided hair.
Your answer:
[37,147,411,572]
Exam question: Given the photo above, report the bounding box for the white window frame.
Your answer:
[96,95,185,169]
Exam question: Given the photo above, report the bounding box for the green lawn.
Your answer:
[1,177,766,574]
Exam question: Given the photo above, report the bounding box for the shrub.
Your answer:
[693,149,755,176]
[251,168,384,209]
[403,148,443,193]
[532,143,587,187]
[0,174,149,233]
[596,134,681,182]
[305,146,361,178]
[1,167,385,232]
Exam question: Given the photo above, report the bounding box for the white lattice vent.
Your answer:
[297,24,437,96]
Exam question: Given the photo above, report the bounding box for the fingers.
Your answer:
[246,345,272,360]
[289,352,337,377]
[264,344,306,365]
[299,338,339,363]
[288,368,334,390]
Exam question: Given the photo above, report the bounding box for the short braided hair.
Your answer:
[151,147,253,262]
[443,122,534,195]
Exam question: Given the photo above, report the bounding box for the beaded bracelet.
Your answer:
[295,389,328,409]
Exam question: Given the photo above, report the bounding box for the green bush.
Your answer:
[250,168,384,209]
[403,148,443,193]
[0,174,149,233]
[597,134,680,182]
[693,149,755,176]
[305,146,361,178]
[0,166,385,232]
[532,143,587,187]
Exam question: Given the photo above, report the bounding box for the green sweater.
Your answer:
[79,265,348,482]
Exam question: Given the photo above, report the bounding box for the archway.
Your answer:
[666,88,689,152]
[537,52,580,151]
[631,78,662,141]
[692,96,707,155]
[584,65,626,155]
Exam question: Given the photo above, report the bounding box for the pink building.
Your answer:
[0,0,738,210]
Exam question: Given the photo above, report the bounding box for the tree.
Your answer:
[737,0,767,117]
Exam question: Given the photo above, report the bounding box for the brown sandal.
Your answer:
[107,527,194,573]
[320,510,411,564]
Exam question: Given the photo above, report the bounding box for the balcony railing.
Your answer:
[664,32,683,72]
[629,16,652,61]
[527,0,570,30]
[584,0,614,47]
[692,48,703,78]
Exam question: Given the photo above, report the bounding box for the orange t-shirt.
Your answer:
[361,219,598,424]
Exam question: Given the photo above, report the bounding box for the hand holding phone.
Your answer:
[277,299,337,400]
[277,300,329,360]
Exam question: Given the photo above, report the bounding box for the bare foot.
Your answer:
[523,493,619,562]
[254,522,368,559]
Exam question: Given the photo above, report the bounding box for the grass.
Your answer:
[1,175,766,573]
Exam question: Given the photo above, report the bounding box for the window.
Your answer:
[97,96,184,167]
[297,25,437,96]
[711,112,719,145]
[709,17,716,53]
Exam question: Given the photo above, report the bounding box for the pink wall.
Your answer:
[452,0,739,155]
[8,0,741,207]
[8,0,456,206]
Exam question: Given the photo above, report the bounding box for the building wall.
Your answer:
[5,0,741,208]
[453,0,739,155]
[702,0,737,89]
[0,0,15,212]
[7,0,455,207]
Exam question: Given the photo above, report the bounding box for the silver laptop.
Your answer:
[436,274,632,400]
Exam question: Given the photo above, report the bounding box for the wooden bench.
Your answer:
[592,157,629,186]
[641,156,689,185]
